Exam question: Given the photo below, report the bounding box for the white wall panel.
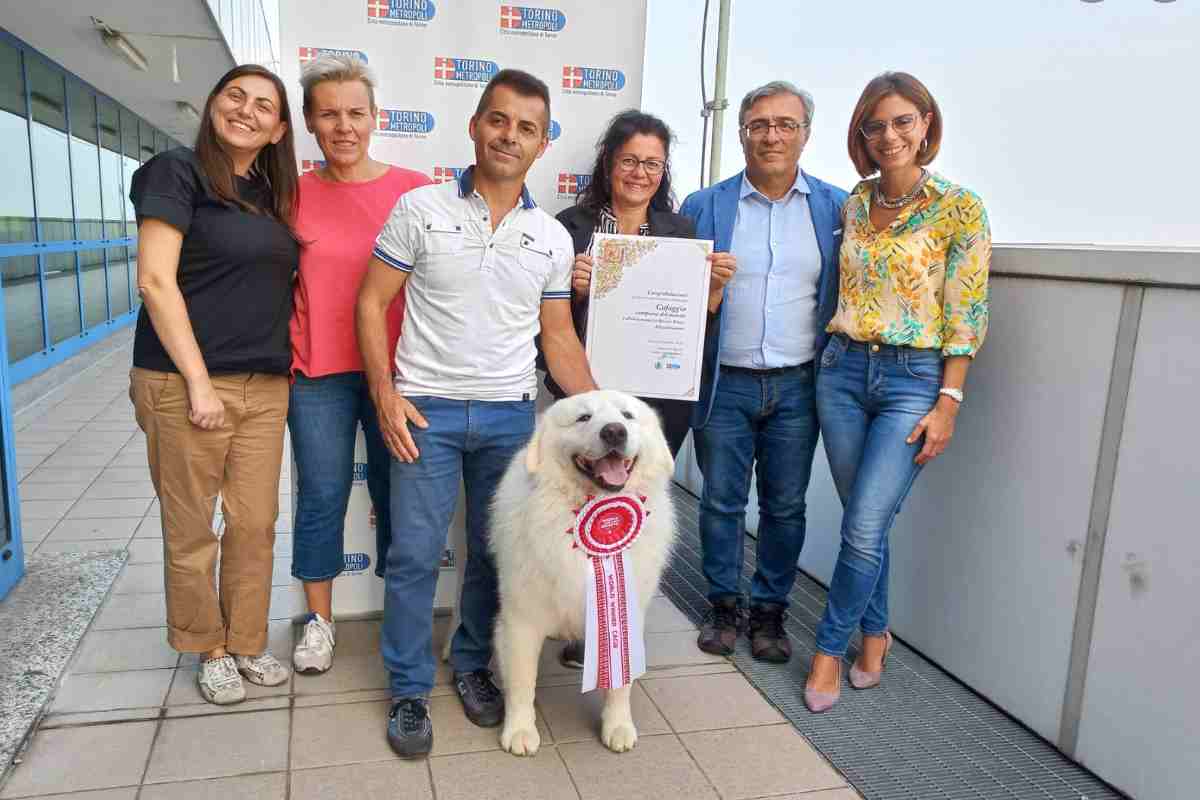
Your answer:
[1076,287,1200,800]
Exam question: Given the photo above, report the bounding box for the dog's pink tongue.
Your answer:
[595,453,629,486]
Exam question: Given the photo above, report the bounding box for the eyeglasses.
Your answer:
[615,155,666,176]
[860,114,919,140]
[741,118,808,139]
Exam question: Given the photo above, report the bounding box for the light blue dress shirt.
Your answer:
[719,170,823,369]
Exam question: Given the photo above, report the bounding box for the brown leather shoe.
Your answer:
[697,596,745,656]
[748,602,792,663]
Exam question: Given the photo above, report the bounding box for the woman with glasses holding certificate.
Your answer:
[544,109,736,669]
[544,110,735,456]
[803,72,992,713]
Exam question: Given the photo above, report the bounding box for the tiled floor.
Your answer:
[1,343,863,800]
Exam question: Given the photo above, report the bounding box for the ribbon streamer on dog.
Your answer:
[572,495,648,692]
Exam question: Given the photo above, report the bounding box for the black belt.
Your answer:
[719,361,812,377]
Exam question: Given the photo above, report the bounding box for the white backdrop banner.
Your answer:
[279,1,647,616]
[280,0,648,214]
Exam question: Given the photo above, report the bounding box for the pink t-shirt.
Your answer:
[290,166,431,378]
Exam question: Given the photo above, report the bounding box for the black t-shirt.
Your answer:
[130,147,298,375]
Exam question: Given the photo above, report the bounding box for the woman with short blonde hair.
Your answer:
[287,53,431,675]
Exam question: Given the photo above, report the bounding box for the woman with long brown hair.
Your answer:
[129,64,300,705]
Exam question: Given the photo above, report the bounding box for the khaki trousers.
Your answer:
[130,367,288,654]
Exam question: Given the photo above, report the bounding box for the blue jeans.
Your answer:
[693,363,820,606]
[813,335,942,657]
[288,371,392,580]
[381,396,534,699]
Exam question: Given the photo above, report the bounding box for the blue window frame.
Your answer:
[0,30,186,385]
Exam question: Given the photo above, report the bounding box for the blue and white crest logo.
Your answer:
[376,109,435,138]
[558,172,591,198]
[434,57,500,86]
[500,5,567,35]
[561,66,626,96]
[344,553,371,573]
[549,119,562,142]
[299,47,368,66]
[367,0,436,25]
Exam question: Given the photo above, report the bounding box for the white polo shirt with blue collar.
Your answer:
[372,167,573,401]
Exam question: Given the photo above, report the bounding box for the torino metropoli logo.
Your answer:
[557,172,592,199]
[499,5,567,37]
[366,0,436,26]
[299,47,369,68]
[434,57,500,87]
[376,109,435,138]
[561,66,626,97]
[432,166,467,185]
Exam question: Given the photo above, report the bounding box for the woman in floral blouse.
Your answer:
[804,72,991,713]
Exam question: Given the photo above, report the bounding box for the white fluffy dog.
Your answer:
[490,390,678,756]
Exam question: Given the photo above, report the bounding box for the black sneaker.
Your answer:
[453,668,504,728]
[559,639,585,670]
[387,697,432,758]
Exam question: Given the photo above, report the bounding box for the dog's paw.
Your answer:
[501,724,541,757]
[601,720,638,753]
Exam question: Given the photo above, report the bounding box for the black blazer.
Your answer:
[542,203,698,399]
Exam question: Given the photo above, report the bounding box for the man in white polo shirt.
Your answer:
[356,69,595,758]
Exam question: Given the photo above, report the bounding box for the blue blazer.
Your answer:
[680,169,849,430]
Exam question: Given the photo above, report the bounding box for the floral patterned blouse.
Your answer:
[827,172,991,358]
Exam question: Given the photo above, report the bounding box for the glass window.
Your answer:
[0,41,35,252]
[26,57,66,132]
[2,254,45,362]
[0,39,24,117]
[139,118,155,162]
[155,130,168,154]
[98,99,124,240]
[122,155,138,236]
[79,248,108,327]
[108,246,133,316]
[27,59,72,243]
[67,81,96,144]
[69,83,102,242]
[121,108,139,159]
[98,96,119,152]
[46,251,82,345]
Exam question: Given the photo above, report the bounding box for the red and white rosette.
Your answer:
[573,494,647,693]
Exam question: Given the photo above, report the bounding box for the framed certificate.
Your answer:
[585,233,713,401]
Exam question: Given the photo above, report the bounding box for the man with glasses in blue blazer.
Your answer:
[680,80,847,664]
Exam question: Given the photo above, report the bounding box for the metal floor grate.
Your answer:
[661,484,1126,800]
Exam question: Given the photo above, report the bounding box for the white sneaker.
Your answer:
[198,655,246,705]
[234,650,291,686]
[293,613,336,674]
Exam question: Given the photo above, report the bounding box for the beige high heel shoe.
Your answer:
[848,631,893,690]
[803,655,842,713]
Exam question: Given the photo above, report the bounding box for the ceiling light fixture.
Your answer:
[92,17,149,72]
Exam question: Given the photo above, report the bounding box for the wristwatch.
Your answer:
[938,387,964,404]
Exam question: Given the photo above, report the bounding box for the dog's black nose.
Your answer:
[599,423,627,448]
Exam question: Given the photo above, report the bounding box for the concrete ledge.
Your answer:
[993,244,1200,288]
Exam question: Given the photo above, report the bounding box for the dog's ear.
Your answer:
[523,426,543,474]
